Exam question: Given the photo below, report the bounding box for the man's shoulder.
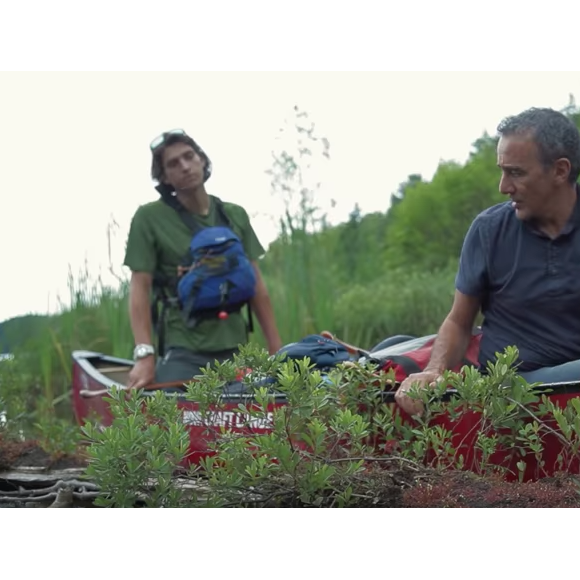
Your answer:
[470,201,515,232]
[133,199,167,219]
[213,196,252,226]
[475,200,513,220]
[460,202,515,257]
[215,197,249,217]
[129,199,177,225]
[132,199,167,216]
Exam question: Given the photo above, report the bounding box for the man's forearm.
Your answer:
[250,291,281,353]
[249,264,282,353]
[425,317,472,374]
[129,282,154,346]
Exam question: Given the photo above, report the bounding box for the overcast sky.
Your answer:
[1,71,579,322]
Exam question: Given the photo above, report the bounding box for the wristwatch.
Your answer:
[133,344,155,361]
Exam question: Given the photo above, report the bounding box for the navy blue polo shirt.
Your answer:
[456,185,580,372]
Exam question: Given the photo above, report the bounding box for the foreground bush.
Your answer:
[79,344,580,508]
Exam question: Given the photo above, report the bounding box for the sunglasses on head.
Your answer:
[149,129,187,151]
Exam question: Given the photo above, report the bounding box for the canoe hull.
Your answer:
[71,350,580,481]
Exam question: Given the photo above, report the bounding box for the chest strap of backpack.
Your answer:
[151,273,176,359]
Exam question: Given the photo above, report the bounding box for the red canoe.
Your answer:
[71,344,580,482]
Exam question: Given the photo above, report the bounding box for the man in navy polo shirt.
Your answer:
[395,107,580,416]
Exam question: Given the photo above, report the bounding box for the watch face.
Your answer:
[135,345,154,359]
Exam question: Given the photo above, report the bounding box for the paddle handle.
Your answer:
[78,379,193,398]
[319,330,372,358]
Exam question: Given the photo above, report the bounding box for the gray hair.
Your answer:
[497,107,580,184]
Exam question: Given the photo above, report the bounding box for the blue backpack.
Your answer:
[246,335,353,389]
[277,334,352,369]
[177,224,256,322]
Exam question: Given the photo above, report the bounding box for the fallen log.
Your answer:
[0,466,212,507]
[0,467,99,508]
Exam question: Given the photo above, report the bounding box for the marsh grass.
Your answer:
[8,241,455,426]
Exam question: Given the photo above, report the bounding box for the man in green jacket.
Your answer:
[123,129,282,390]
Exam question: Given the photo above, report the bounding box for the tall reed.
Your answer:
[4,106,463,425]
